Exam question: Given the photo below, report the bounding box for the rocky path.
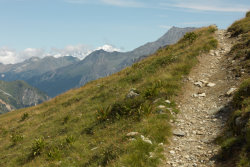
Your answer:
[161,30,239,167]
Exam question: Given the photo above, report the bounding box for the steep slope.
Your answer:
[29,27,196,97]
[0,26,217,167]
[215,12,250,167]
[0,80,49,114]
[161,12,250,167]
[0,56,79,81]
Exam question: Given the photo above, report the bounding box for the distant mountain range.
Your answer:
[0,56,79,81]
[0,80,49,114]
[0,27,195,97]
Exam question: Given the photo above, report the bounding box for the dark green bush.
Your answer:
[183,32,198,43]
[20,113,29,121]
[233,78,250,108]
[65,135,75,144]
[208,26,217,33]
[96,96,146,122]
[31,137,45,157]
[246,11,250,17]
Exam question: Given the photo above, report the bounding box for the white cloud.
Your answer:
[21,48,45,59]
[65,0,250,12]
[0,47,18,64]
[161,0,250,12]
[0,47,45,64]
[0,44,121,64]
[48,44,121,59]
[50,44,92,59]
[100,0,145,8]
[66,0,145,8]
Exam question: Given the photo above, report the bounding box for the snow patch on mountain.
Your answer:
[95,45,121,52]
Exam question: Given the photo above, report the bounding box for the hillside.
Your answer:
[0,25,216,166]
[160,12,250,167]
[0,80,49,114]
[215,12,250,167]
[0,13,249,167]
[26,27,196,97]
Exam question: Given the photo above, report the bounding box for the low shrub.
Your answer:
[65,135,75,144]
[20,113,29,121]
[183,32,198,43]
[47,147,61,160]
[232,78,250,108]
[96,96,146,122]
[31,137,45,157]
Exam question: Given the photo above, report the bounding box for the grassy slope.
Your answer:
[0,27,217,167]
[216,12,250,167]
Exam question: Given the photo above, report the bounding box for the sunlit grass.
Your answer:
[0,26,217,167]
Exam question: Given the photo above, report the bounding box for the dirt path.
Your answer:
[161,29,239,167]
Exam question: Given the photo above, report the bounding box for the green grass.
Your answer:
[228,11,250,37]
[217,79,250,166]
[0,26,217,167]
[216,13,250,166]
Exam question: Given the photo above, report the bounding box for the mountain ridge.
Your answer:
[0,56,80,81]
[28,26,196,97]
[0,80,49,114]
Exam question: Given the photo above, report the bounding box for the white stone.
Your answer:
[126,132,139,137]
[158,105,166,109]
[126,90,139,98]
[170,150,175,154]
[198,93,206,97]
[165,100,171,104]
[91,147,98,151]
[226,88,237,96]
[141,135,152,144]
[129,138,136,141]
[194,81,203,87]
[200,80,208,84]
[206,83,216,87]
[192,94,199,98]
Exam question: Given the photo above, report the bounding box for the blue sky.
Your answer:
[0,0,249,64]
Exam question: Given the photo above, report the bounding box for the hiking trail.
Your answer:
[161,29,240,167]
